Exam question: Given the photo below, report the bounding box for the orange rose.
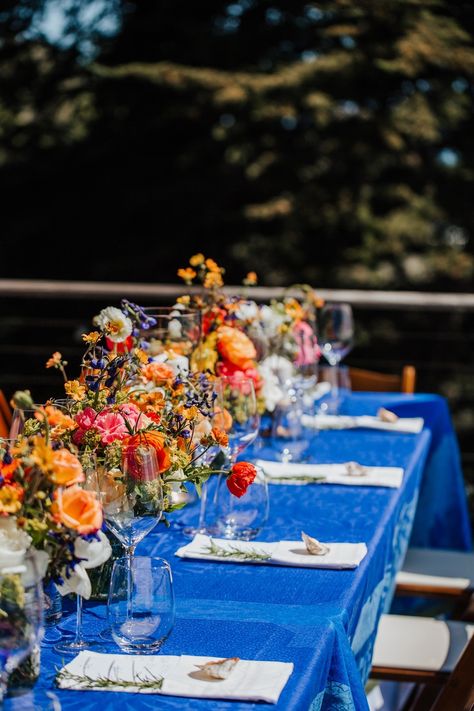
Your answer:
[217,326,257,368]
[50,449,85,486]
[141,362,175,384]
[213,406,233,432]
[124,431,171,473]
[52,485,102,534]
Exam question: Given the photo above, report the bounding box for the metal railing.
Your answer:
[1,279,474,311]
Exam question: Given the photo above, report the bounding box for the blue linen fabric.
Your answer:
[7,394,470,711]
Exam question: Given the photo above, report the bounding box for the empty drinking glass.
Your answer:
[108,556,175,653]
[271,388,309,463]
[319,303,354,413]
[214,465,269,540]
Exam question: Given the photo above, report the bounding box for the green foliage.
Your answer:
[0,0,473,288]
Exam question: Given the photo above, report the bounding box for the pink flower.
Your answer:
[94,411,129,444]
[293,321,320,367]
[117,404,151,431]
[217,360,262,394]
[73,407,98,444]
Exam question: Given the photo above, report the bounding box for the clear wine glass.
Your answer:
[55,456,105,656]
[216,376,260,464]
[182,380,227,538]
[95,444,164,642]
[0,552,44,706]
[318,303,354,413]
[140,306,201,359]
[210,377,264,539]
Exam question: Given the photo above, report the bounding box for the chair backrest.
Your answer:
[349,365,416,394]
[0,389,12,427]
[430,631,474,711]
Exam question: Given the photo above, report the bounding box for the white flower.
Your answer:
[152,352,189,377]
[74,530,112,570]
[95,306,133,343]
[235,300,259,322]
[168,318,183,339]
[191,417,212,445]
[57,531,111,600]
[0,517,31,573]
[258,363,284,413]
[259,305,287,338]
[261,355,295,385]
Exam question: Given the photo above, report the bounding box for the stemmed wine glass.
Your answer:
[140,306,201,360]
[55,455,108,656]
[212,377,266,540]
[182,380,228,538]
[95,444,164,642]
[318,303,354,413]
[0,551,44,706]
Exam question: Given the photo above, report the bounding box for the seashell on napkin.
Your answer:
[301,532,330,556]
[344,461,368,477]
[195,657,240,680]
[377,407,399,423]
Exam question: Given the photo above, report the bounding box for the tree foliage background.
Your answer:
[1,0,474,288]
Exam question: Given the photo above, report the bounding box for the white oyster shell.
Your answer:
[377,407,399,423]
[196,657,240,680]
[301,531,330,556]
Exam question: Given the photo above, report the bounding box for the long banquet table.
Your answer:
[9,393,472,711]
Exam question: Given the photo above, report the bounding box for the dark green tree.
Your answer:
[1,0,473,288]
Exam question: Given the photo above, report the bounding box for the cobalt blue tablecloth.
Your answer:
[8,393,471,711]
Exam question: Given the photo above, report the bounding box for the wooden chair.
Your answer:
[349,365,416,394]
[0,389,12,427]
[395,548,474,619]
[370,614,474,710]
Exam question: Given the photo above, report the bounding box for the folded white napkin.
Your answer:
[256,459,404,488]
[301,414,424,433]
[175,534,367,569]
[57,650,293,704]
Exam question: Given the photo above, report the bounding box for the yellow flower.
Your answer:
[0,484,23,514]
[177,267,197,283]
[177,295,191,306]
[205,258,221,273]
[64,380,86,401]
[82,331,101,344]
[134,348,149,365]
[204,271,224,289]
[189,253,205,267]
[45,352,63,369]
[183,406,199,420]
[190,334,219,372]
[284,299,305,322]
[31,436,54,473]
[244,271,258,286]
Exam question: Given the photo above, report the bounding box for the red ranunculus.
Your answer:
[105,335,133,353]
[226,462,257,498]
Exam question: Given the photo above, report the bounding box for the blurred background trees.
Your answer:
[1,0,474,287]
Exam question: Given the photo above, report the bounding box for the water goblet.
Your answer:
[0,551,44,706]
[319,303,354,413]
[108,556,175,654]
[96,444,164,641]
[213,465,269,540]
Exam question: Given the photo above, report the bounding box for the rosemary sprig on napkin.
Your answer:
[56,664,164,691]
[203,539,271,562]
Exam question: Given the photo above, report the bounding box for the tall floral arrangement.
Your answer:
[177,254,276,411]
[41,300,256,506]
[0,395,111,599]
